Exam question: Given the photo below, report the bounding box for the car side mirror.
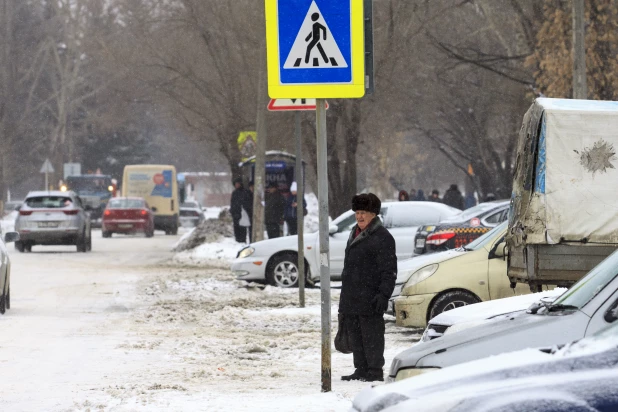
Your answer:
[605,299,618,323]
[84,205,92,211]
[490,241,507,260]
[4,232,19,243]
[15,205,21,211]
[329,224,338,235]
[151,206,158,212]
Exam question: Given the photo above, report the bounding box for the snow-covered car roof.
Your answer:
[353,321,618,412]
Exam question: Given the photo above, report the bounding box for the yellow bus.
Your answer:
[122,165,179,235]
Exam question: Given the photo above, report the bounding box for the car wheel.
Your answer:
[76,231,87,252]
[102,231,112,238]
[86,230,92,252]
[15,241,24,253]
[145,228,154,238]
[6,286,10,310]
[267,254,306,288]
[24,243,32,252]
[428,290,481,321]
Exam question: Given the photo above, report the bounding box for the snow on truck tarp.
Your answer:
[511,98,618,245]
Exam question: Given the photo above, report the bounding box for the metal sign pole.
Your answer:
[45,172,49,191]
[316,99,331,392]
[295,111,306,308]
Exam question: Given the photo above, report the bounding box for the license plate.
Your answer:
[118,224,133,228]
[416,239,425,249]
[38,222,59,228]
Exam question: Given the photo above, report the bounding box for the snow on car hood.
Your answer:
[429,287,567,327]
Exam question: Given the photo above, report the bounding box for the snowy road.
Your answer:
[0,231,421,411]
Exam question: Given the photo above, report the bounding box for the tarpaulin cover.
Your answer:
[509,98,618,246]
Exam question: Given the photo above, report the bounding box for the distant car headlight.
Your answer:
[407,264,439,287]
[237,247,255,259]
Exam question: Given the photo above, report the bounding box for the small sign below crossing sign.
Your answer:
[267,98,329,111]
[265,0,365,99]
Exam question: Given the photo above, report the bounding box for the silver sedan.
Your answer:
[15,191,92,252]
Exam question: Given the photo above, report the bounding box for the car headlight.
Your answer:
[237,247,255,259]
[395,367,440,381]
[407,264,439,287]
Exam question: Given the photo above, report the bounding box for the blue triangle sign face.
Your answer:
[283,1,348,69]
[277,0,353,85]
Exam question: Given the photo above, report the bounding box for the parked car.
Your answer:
[0,231,19,315]
[102,197,155,238]
[15,191,92,253]
[179,201,206,227]
[384,248,618,381]
[393,222,532,328]
[353,321,618,411]
[413,200,509,255]
[420,287,565,342]
[231,201,461,288]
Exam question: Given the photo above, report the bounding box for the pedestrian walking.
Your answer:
[442,184,464,210]
[398,190,409,201]
[230,178,252,243]
[414,189,426,201]
[265,182,286,239]
[338,193,397,382]
[284,182,307,236]
[428,190,441,202]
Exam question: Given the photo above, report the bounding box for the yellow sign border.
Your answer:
[265,0,365,99]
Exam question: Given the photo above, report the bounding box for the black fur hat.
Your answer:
[352,193,381,215]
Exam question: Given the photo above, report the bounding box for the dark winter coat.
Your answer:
[265,191,286,224]
[230,187,252,222]
[284,194,307,219]
[442,187,464,210]
[338,218,397,316]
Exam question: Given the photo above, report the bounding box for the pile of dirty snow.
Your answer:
[173,209,234,252]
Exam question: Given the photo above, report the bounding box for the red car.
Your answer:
[102,197,155,238]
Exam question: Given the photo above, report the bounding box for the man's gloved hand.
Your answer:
[371,294,389,314]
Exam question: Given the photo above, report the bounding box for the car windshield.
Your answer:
[109,199,144,209]
[325,207,388,233]
[550,250,618,310]
[26,196,72,208]
[463,221,507,251]
[442,202,504,223]
[67,177,111,192]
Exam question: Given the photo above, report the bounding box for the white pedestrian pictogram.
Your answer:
[283,1,348,69]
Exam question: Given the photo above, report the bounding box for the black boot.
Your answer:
[362,370,384,382]
[341,369,367,381]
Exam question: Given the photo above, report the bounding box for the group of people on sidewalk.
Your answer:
[230,178,307,243]
[399,184,477,210]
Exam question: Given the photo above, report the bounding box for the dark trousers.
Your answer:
[266,223,281,239]
[233,223,247,243]
[347,314,385,375]
[286,218,298,235]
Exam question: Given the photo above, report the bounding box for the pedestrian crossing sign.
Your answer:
[265,0,365,99]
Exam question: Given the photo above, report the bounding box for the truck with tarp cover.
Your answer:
[507,98,618,291]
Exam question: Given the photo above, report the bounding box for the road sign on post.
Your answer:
[40,159,54,190]
[265,0,365,99]
[265,0,366,393]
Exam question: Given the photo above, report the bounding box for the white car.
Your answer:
[231,201,461,287]
[420,287,566,341]
[385,249,618,381]
[0,231,19,314]
[352,321,618,412]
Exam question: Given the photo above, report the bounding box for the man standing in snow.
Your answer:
[230,178,252,243]
[338,193,397,382]
[264,182,286,239]
[442,184,464,210]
